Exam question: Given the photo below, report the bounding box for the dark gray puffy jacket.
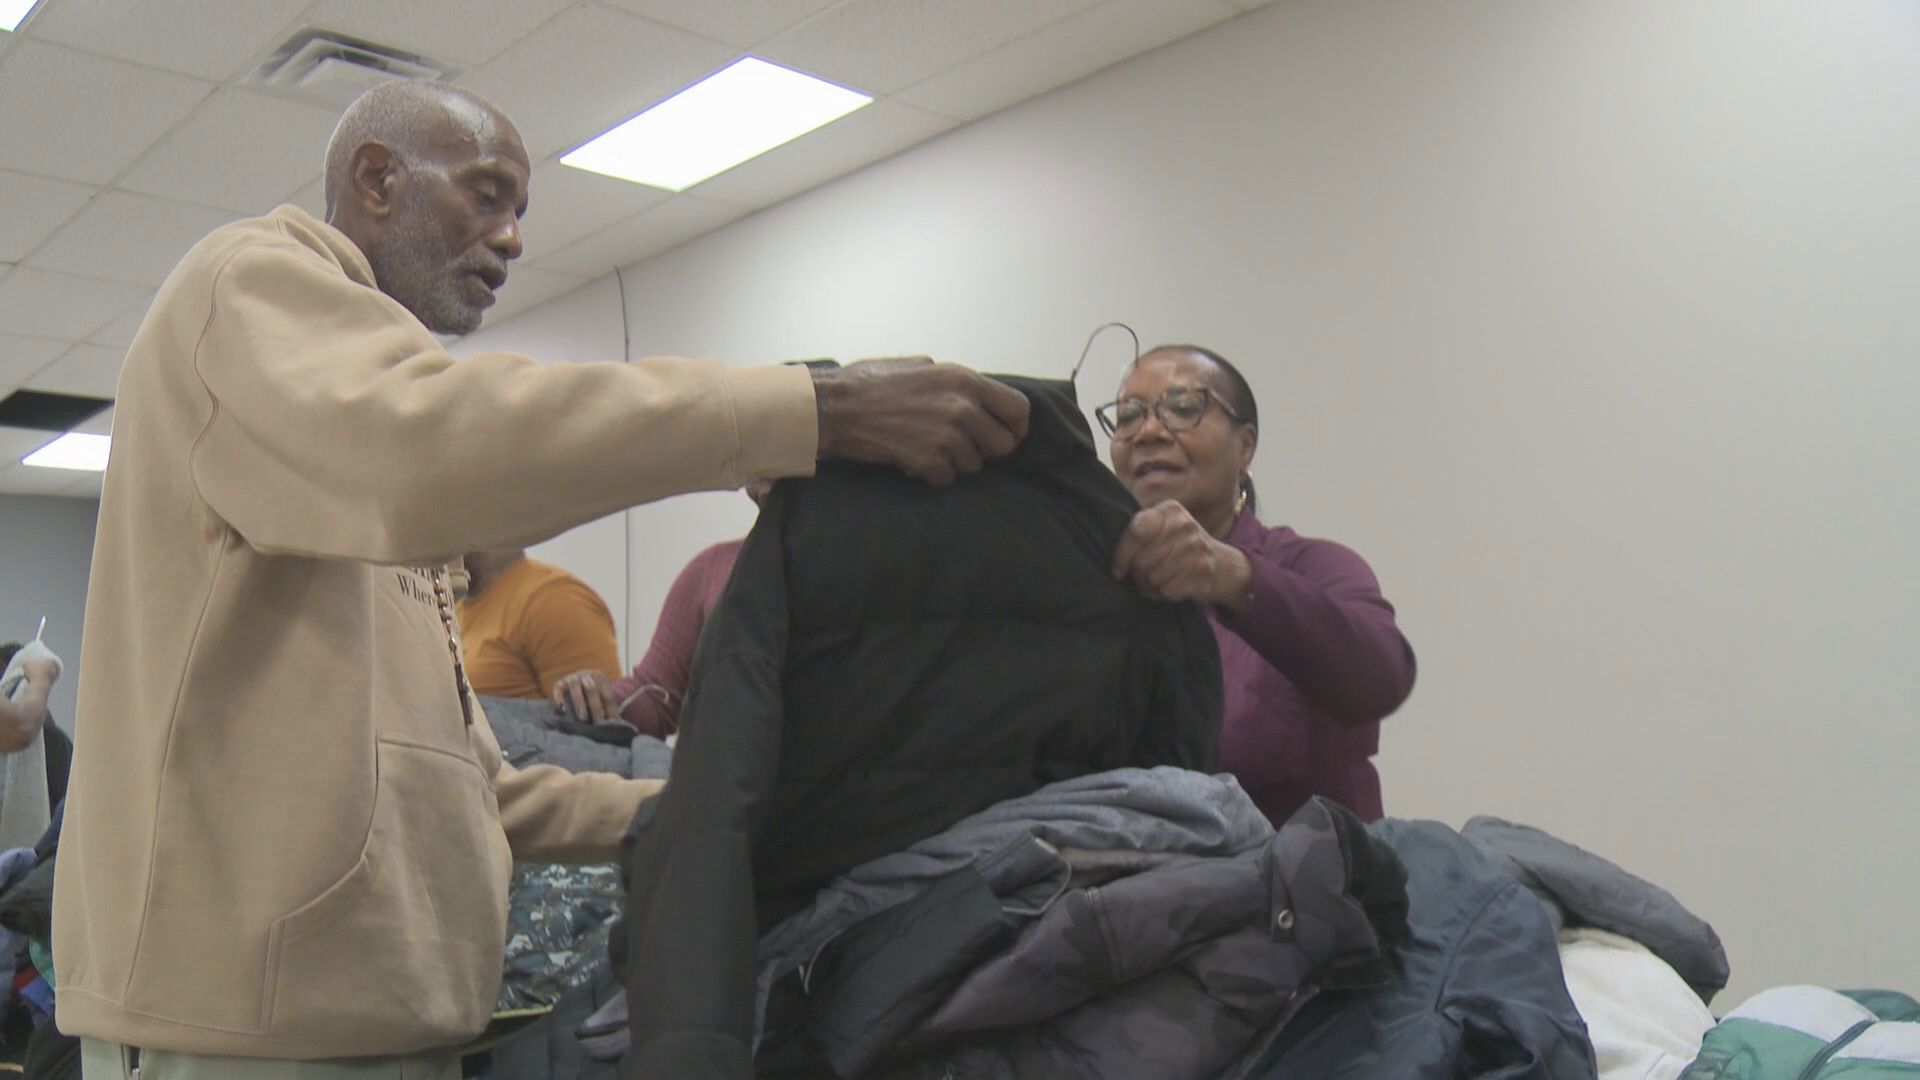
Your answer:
[754,783,1409,1079]
[1462,815,1729,1005]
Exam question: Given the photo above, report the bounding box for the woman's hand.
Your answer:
[551,669,620,723]
[1111,500,1254,612]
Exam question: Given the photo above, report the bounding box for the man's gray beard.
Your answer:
[366,206,483,336]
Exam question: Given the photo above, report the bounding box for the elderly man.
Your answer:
[56,80,1028,1079]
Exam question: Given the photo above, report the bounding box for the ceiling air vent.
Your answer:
[249,29,455,107]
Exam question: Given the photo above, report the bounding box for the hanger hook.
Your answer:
[1070,321,1140,384]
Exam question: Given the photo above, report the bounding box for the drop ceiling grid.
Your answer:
[0,0,1246,440]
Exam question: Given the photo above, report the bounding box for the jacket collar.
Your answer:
[991,376,1097,468]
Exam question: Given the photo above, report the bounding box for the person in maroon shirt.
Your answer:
[1101,344,1415,824]
[551,480,769,734]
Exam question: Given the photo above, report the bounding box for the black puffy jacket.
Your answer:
[619,376,1222,1078]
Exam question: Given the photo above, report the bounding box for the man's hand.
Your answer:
[552,669,620,723]
[1111,500,1254,611]
[813,360,1031,486]
[20,658,57,690]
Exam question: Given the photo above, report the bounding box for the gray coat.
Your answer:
[1461,816,1728,1004]
[752,769,1410,1079]
[478,695,673,780]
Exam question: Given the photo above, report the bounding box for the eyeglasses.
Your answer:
[1095,387,1247,439]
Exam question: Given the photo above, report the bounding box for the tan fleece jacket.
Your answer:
[52,206,817,1058]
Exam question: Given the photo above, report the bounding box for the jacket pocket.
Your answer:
[264,736,511,1052]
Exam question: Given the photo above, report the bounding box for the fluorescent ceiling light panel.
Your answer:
[562,57,872,192]
[23,432,110,471]
[0,0,41,32]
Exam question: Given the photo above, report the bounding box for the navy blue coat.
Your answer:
[1248,819,1598,1080]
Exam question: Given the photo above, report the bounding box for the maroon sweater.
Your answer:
[1213,508,1416,824]
[613,539,743,737]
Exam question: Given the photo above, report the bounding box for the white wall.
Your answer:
[472,0,1920,1002]
[0,494,97,728]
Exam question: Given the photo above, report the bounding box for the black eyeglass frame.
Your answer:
[1094,387,1250,439]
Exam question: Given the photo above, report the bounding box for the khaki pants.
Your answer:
[81,1039,460,1080]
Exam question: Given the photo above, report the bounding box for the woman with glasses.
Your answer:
[1100,344,1415,824]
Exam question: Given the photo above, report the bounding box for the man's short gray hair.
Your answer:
[321,80,499,216]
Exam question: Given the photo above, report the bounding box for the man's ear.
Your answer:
[348,143,404,219]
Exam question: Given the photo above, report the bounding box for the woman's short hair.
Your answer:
[1147,343,1259,432]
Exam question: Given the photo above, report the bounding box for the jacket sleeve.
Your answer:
[519,575,622,699]
[1133,605,1224,772]
[492,758,663,863]
[1441,883,1599,1079]
[624,496,792,1072]
[612,543,732,737]
[187,241,817,565]
[1217,534,1416,724]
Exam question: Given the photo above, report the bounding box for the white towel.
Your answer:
[1560,927,1717,1080]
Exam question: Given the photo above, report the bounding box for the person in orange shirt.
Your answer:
[458,549,620,701]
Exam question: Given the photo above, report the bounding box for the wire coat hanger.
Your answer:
[1070,322,1140,386]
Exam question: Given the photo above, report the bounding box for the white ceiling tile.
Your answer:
[534,196,747,278]
[0,171,97,263]
[73,405,116,436]
[759,0,1102,95]
[0,461,93,495]
[458,5,738,160]
[25,192,240,288]
[0,334,75,386]
[0,429,58,465]
[26,343,127,399]
[303,0,580,68]
[25,0,311,80]
[119,91,342,214]
[690,99,956,208]
[598,0,842,48]
[0,41,212,184]
[87,297,157,350]
[520,164,671,262]
[0,268,153,341]
[897,0,1238,121]
[1225,0,1282,8]
[480,266,590,328]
